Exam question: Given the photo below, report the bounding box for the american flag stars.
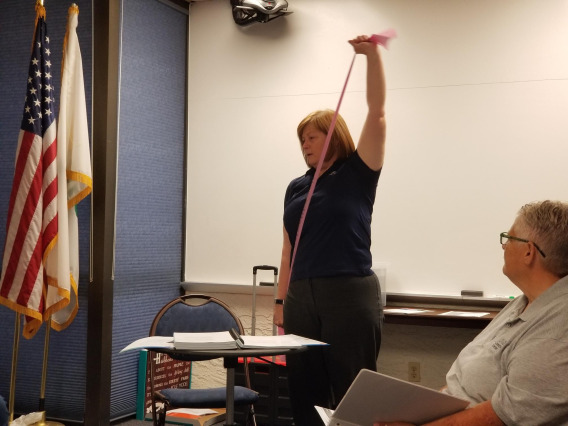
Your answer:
[22,27,55,136]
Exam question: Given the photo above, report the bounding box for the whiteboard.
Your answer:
[184,0,568,298]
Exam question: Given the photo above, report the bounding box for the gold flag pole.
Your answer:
[8,313,21,423]
[31,318,64,426]
[32,1,64,424]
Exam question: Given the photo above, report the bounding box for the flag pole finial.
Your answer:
[35,0,46,21]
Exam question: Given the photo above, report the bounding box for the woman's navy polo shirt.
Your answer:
[284,151,381,282]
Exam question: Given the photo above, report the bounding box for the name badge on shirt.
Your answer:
[491,338,507,353]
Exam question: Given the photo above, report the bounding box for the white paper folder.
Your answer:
[320,369,469,426]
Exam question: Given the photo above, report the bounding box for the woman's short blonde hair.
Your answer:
[297,109,355,167]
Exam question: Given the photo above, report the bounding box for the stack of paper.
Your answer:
[173,331,237,350]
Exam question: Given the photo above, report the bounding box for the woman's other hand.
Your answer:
[273,304,284,327]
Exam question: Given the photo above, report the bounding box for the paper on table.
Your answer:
[384,308,434,314]
[315,406,334,424]
[120,335,174,353]
[238,334,327,349]
[287,334,328,346]
[439,311,489,317]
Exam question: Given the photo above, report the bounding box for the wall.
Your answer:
[110,0,188,419]
[378,324,479,389]
[185,0,568,298]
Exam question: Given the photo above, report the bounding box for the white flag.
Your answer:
[50,4,92,330]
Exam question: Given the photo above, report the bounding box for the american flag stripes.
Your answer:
[0,5,61,338]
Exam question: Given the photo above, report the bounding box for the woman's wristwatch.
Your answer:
[274,299,284,305]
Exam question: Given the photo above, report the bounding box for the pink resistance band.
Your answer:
[286,30,396,292]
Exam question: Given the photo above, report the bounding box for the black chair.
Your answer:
[148,294,259,426]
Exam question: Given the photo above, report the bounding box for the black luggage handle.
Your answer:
[251,265,279,337]
[253,265,278,275]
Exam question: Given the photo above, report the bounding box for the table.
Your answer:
[382,294,508,329]
[159,347,306,426]
[384,306,499,329]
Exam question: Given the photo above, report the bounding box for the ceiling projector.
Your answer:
[230,0,292,26]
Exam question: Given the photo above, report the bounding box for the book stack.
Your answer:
[165,408,226,425]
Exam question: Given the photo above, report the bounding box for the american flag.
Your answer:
[0,8,59,338]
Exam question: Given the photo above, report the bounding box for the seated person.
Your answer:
[375,200,568,426]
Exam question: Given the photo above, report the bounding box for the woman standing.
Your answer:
[273,35,387,425]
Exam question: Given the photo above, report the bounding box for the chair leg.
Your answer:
[152,398,167,426]
[151,397,158,426]
[246,404,257,426]
[158,408,166,426]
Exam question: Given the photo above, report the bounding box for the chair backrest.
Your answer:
[149,294,245,337]
[147,294,253,423]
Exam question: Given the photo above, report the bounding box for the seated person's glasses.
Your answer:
[500,232,546,258]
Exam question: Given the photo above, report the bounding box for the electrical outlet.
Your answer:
[408,361,421,382]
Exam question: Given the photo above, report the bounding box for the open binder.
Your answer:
[318,369,469,426]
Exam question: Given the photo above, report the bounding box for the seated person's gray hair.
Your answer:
[518,200,568,277]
